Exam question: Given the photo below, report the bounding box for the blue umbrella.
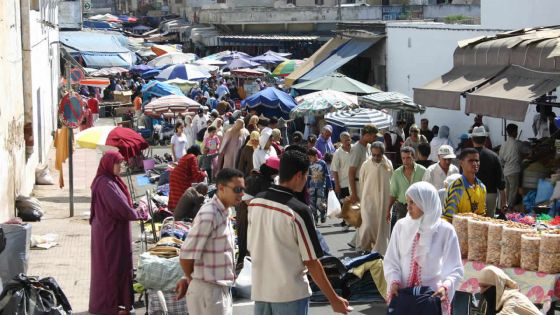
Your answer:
[241,87,297,119]
[155,64,211,81]
[250,52,287,65]
[141,69,161,79]
[131,64,154,73]
[219,51,252,61]
[225,58,260,70]
[141,81,185,101]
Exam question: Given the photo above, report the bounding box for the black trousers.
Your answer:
[236,201,249,268]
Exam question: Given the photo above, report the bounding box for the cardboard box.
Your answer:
[113,91,133,104]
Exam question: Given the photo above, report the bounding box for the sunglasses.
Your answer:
[225,185,244,194]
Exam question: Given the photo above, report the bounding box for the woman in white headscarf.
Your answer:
[183,115,196,150]
[219,119,249,170]
[384,182,463,315]
[429,125,453,162]
[477,266,541,315]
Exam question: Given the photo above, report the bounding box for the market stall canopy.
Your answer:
[89,67,129,77]
[272,59,304,77]
[144,95,201,117]
[466,65,560,121]
[195,59,227,66]
[130,64,154,73]
[164,78,199,94]
[75,126,148,159]
[141,81,185,100]
[291,73,381,95]
[151,44,180,56]
[264,50,291,58]
[285,34,384,86]
[155,64,211,81]
[132,25,151,32]
[360,92,426,113]
[230,68,265,78]
[60,31,136,69]
[250,52,288,64]
[218,51,252,61]
[147,52,198,68]
[325,108,393,130]
[224,57,260,70]
[241,87,297,119]
[414,27,560,116]
[83,20,113,30]
[79,77,110,89]
[291,90,358,119]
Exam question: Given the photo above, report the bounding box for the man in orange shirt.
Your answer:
[133,91,143,119]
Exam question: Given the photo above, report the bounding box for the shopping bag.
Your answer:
[136,252,184,291]
[327,190,342,218]
[0,274,70,315]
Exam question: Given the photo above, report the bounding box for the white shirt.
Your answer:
[252,147,277,171]
[384,219,464,314]
[422,163,460,190]
[170,133,188,160]
[192,114,208,135]
[331,147,351,189]
[499,136,522,176]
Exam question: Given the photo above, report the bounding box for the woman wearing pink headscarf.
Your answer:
[89,151,143,315]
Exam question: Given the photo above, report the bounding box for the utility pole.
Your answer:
[337,0,342,21]
[65,63,75,218]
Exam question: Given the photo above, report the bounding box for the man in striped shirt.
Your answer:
[176,168,245,315]
[248,149,350,314]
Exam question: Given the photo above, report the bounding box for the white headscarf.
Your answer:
[398,182,442,266]
[259,127,273,149]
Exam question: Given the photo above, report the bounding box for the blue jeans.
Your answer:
[254,297,309,315]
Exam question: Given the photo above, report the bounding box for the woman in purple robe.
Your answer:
[89,151,141,315]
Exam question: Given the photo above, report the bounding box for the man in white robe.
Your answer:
[358,141,393,255]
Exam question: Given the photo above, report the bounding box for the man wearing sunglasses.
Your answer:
[176,168,245,315]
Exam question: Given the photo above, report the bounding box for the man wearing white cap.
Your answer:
[422,145,460,190]
[315,125,336,157]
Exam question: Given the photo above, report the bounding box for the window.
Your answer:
[175,0,183,3]
[217,0,226,3]
[345,0,356,3]
[315,0,324,4]
[287,0,296,4]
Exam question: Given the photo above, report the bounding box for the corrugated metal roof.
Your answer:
[218,35,319,41]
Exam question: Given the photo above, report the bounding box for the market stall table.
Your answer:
[458,259,560,313]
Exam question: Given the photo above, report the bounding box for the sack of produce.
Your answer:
[486,222,503,265]
[538,232,560,274]
[500,226,531,268]
[467,220,489,262]
[520,233,540,271]
[453,215,470,258]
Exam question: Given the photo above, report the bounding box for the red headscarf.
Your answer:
[91,151,133,207]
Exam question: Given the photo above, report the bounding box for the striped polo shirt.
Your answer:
[248,185,323,303]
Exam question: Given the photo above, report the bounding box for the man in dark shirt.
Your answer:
[471,126,506,218]
[415,142,435,168]
[420,118,434,142]
[173,183,208,221]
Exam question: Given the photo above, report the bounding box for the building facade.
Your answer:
[0,0,60,221]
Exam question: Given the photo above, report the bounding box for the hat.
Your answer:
[459,133,470,140]
[437,145,456,159]
[322,125,333,133]
[265,156,280,170]
[471,126,488,137]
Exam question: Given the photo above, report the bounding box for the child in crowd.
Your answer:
[203,126,220,182]
[199,147,218,183]
[307,147,332,224]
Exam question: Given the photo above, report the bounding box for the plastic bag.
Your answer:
[327,190,341,218]
[233,257,252,299]
[15,196,43,222]
[136,252,184,291]
[0,274,71,314]
[35,165,54,185]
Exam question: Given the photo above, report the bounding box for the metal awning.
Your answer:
[299,37,382,82]
[218,35,319,41]
[285,36,350,87]
[466,65,560,121]
[413,65,506,110]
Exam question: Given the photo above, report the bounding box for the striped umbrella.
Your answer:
[324,108,393,130]
[144,95,201,117]
[291,90,358,119]
[272,59,304,77]
[359,92,426,113]
[75,126,148,159]
[79,77,110,88]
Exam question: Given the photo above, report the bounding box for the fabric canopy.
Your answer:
[466,65,560,121]
[155,64,210,81]
[144,95,201,117]
[360,92,426,113]
[299,37,381,82]
[82,54,129,68]
[325,108,393,130]
[291,90,358,119]
[241,87,297,119]
[61,31,136,69]
[413,65,506,110]
[147,52,198,68]
[291,73,381,95]
[141,81,184,100]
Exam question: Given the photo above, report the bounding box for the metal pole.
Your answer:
[337,0,342,21]
[66,63,75,217]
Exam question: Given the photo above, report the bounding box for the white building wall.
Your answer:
[20,0,60,201]
[0,0,26,221]
[482,0,560,29]
[384,23,543,146]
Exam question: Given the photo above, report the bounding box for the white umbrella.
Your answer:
[324,108,393,130]
[147,52,199,68]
